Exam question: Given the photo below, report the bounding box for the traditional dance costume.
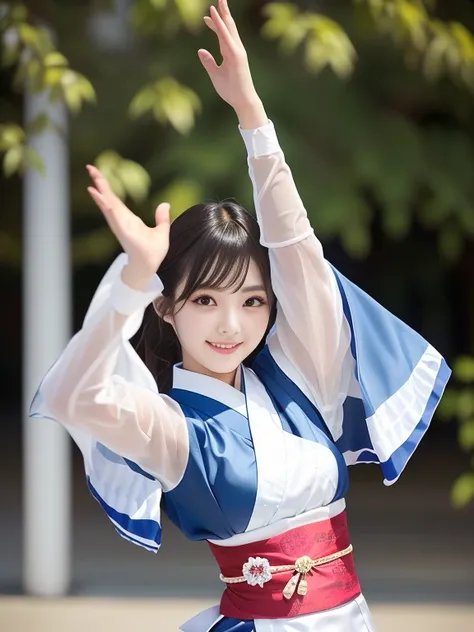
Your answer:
[31,121,450,631]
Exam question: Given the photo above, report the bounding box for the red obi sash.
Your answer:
[208,511,360,620]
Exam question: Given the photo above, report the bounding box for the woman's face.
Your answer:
[166,259,272,386]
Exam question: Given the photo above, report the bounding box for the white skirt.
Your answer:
[180,593,376,632]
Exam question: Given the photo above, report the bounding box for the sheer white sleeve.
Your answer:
[30,253,189,491]
[240,122,352,416]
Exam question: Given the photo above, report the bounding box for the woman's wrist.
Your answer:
[234,96,268,130]
[121,263,156,291]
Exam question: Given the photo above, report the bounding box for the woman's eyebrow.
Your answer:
[241,284,266,292]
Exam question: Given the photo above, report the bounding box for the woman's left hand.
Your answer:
[198,0,259,111]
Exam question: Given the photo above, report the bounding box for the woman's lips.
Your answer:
[206,341,243,355]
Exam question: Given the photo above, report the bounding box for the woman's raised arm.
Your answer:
[30,170,189,491]
[199,0,351,410]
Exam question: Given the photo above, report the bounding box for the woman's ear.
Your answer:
[153,297,174,326]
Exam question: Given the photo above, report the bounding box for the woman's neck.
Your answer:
[181,358,241,390]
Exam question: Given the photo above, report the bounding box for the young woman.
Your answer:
[31,1,450,630]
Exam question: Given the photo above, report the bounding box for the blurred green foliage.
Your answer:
[2,0,474,262]
[1,0,474,502]
[129,76,201,134]
[262,4,357,78]
[438,357,474,507]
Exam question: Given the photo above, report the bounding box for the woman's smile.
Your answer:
[206,341,243,354]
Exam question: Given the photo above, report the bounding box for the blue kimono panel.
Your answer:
[329,266,450,483]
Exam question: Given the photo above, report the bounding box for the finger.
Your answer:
[209,4,236,53]
[86,164,130,228]
[86,165,114,199]
[87,187,119,233]
[87,172,126,233]
[219,0,242,44]
[204,13,226,59]
[154,202,171,228]
[86,164,107,187]
[87,187,109,214]
[203,16,217,33]
[198,49,219,75]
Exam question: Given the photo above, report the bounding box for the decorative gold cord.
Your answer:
[219,543,353,595]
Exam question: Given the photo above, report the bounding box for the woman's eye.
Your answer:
[194,296,214,306]
[244,297,266,307]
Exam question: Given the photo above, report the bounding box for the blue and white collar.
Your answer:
[172,364,247,414]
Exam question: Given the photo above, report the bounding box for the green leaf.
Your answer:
[44,66,66,86]
[452,473,474,508]
[129,87,157,118]
[24,147,46,175]
[454,357,474,383]
[304,35,328,74]
[119,160,151,203]
[279,21,309,55]
[18,23,40,47]
[94,152,148,202]
[3,145,24,177]
[160,91,200,134]
[62,84,83,114]
[450,22,474,63]
[424,34,450,82]
[18,23,53,57]
[60,71,96,113]
[26,113,51,136]
[174,0,206,30]
[436,389,461,420]
[305,16,356,78]
[263,6,356,78]
[107,173,126,200]
[76,75,96,104]
[96,150,122,171]
[455,391,474,420]
[459,420,474,451]
[43,51,69,68]
[262,3,301,40]
[139,77,201,134]
[0,124,25,150]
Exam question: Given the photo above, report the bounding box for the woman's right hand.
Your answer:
[87,165,171,289]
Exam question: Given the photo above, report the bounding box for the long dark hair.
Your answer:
[132,200,275,393]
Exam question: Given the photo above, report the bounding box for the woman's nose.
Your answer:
[217,309,241,336]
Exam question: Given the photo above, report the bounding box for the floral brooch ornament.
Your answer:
[242,556,272,588]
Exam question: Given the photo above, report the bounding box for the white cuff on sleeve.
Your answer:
[110,273,164,316]
[239,120,282,158]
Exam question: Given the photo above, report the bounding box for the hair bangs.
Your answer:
[176,216,261,303]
